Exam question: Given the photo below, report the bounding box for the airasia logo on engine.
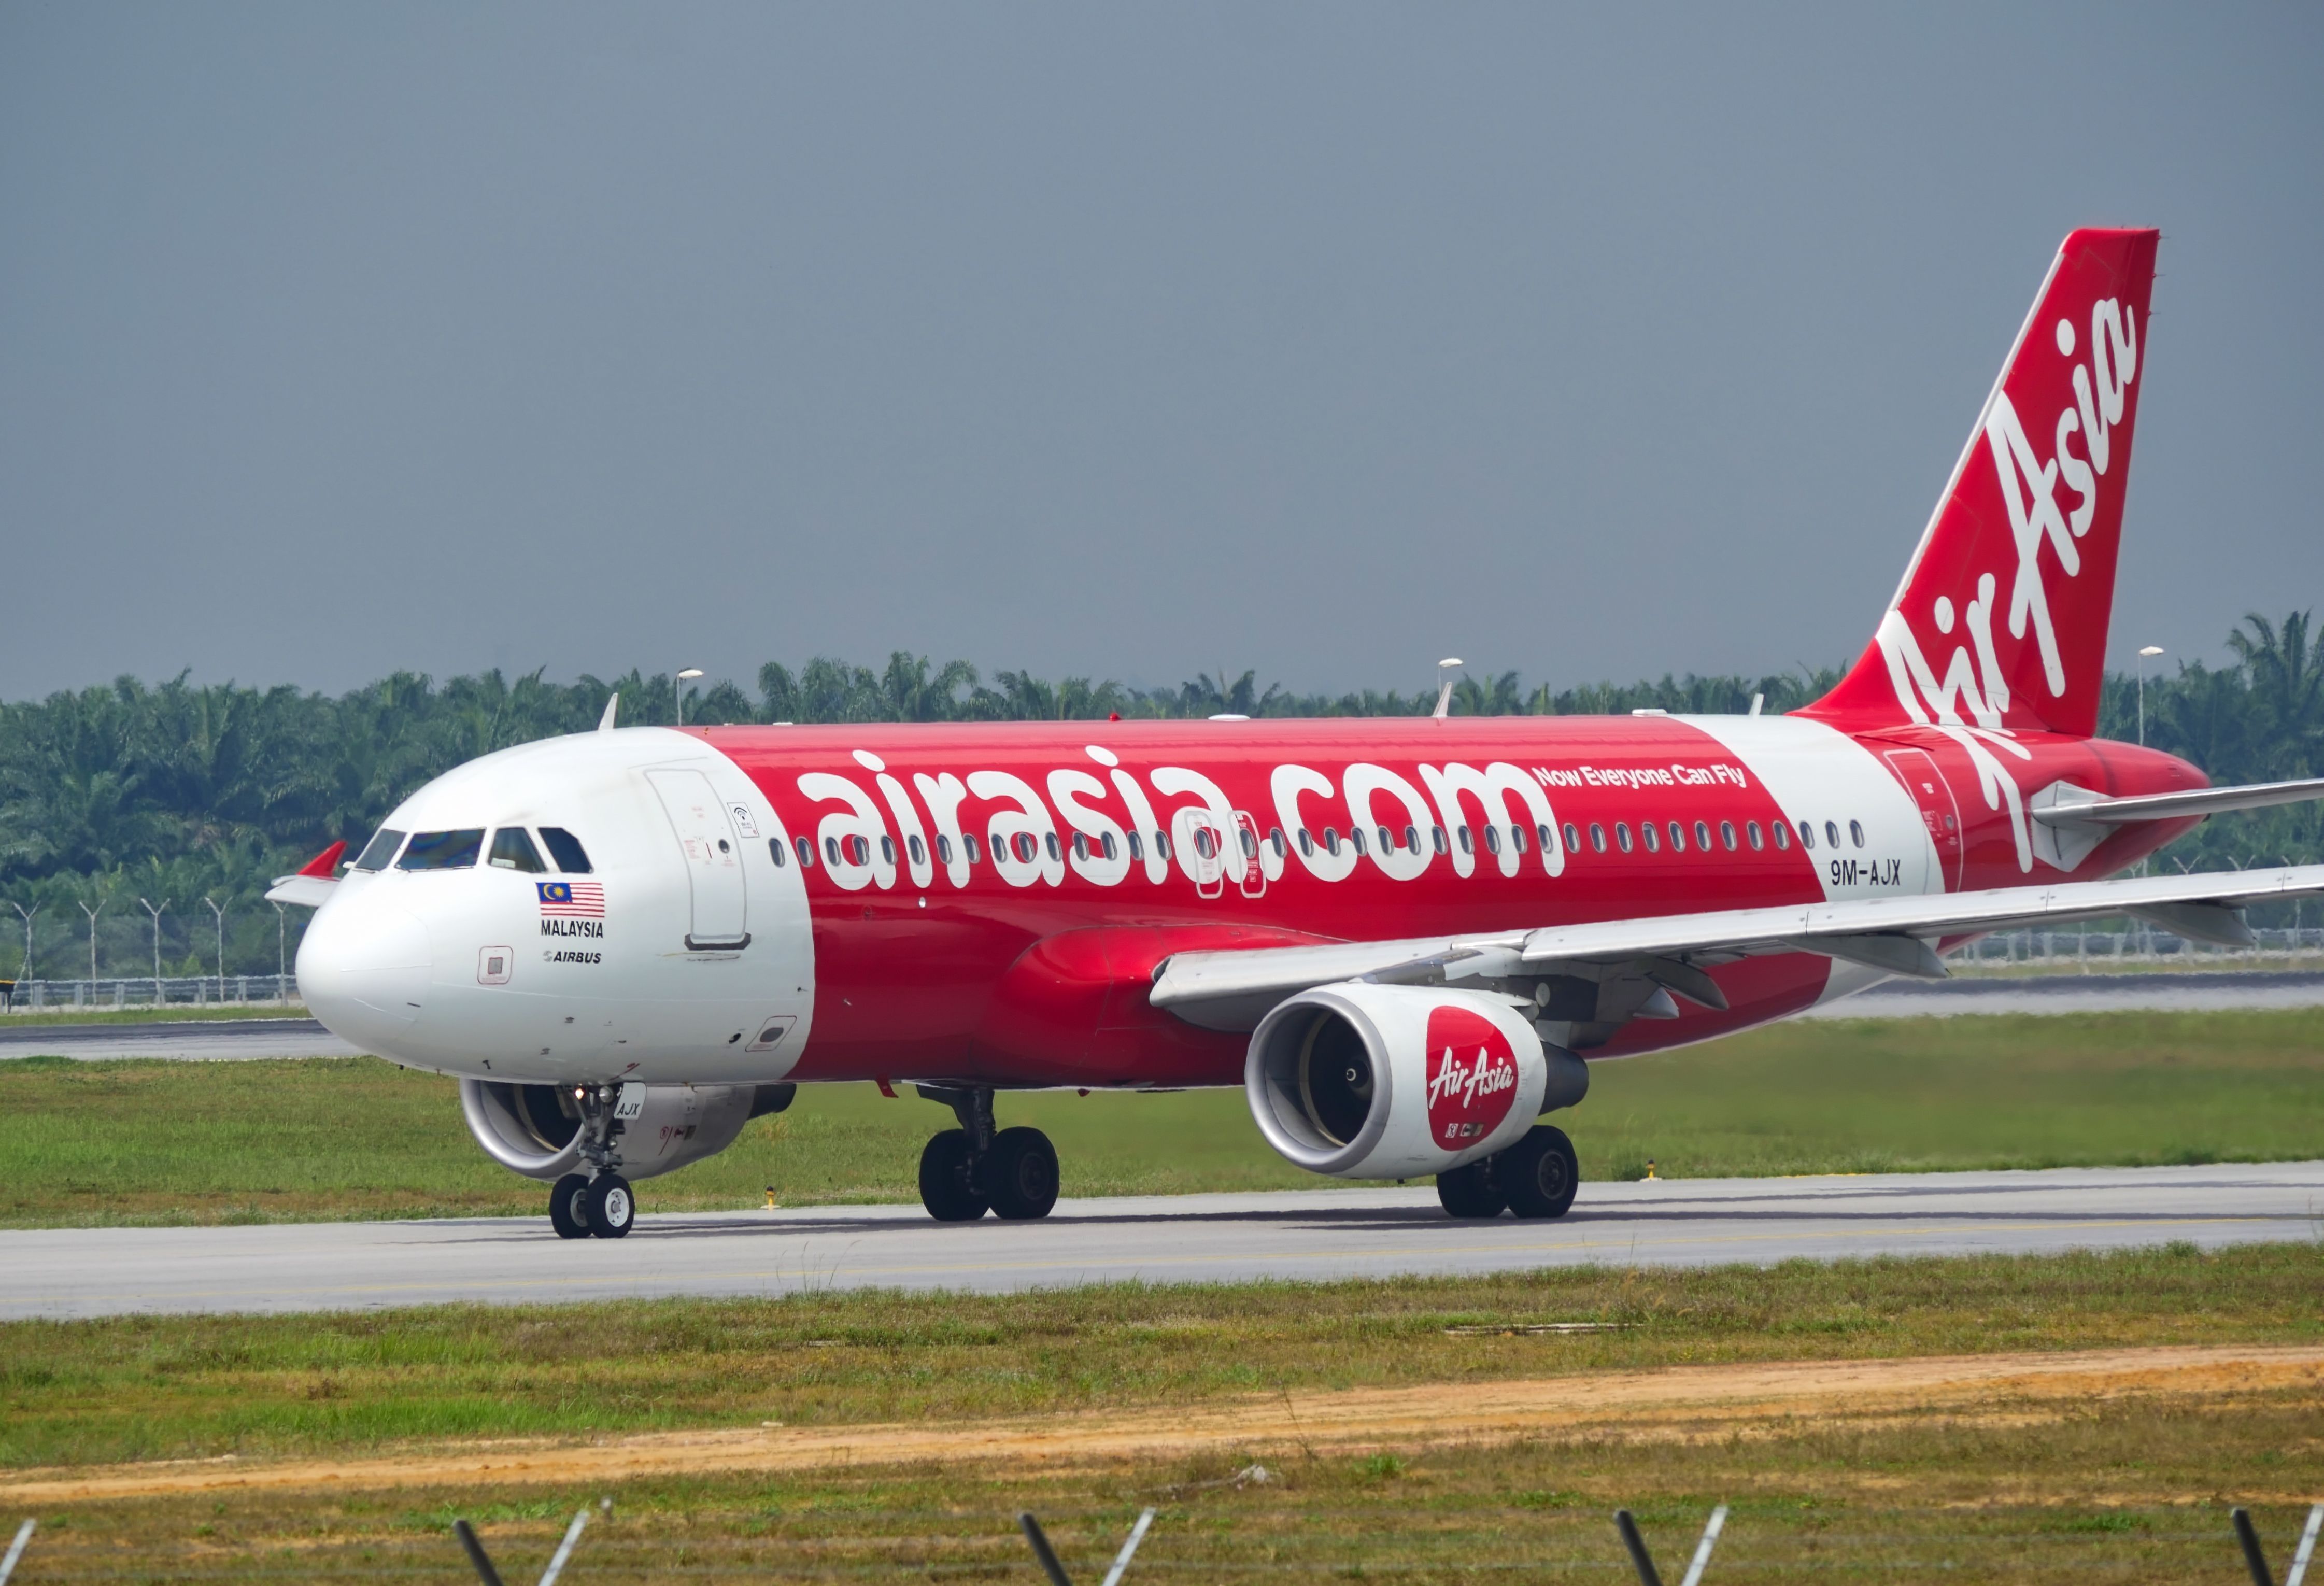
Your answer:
[1424,1005,1519,1148]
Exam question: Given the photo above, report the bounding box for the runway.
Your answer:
[1812,968,2324,1018]
[6,1161,2317,1320]
[4,971,2321,1062]
[0,1017,361,1060]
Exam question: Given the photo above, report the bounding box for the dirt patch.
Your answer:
[8,1343,2318,1504]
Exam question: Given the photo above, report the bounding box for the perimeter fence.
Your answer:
[0,1497,2315,1581]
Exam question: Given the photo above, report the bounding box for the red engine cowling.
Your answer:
[1245,983,1574,1180]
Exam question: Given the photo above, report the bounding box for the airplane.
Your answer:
[274,226,2324,1239]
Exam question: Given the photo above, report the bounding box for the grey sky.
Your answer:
[3,5,2318,703]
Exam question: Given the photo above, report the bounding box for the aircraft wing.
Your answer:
[1147,862,2324,1031]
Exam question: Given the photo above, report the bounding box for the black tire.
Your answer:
[1499,1125,1580,1220]
[980,1126,1059,1221]
[918,1129,990,1222]
[1435,1159,1507,1219]
[584,1172,635,1239]
[548,1172,592,1239]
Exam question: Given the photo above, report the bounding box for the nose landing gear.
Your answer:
[547,1085,639,1238]
[913,1086,1058,1222]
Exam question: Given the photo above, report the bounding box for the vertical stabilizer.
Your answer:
[1805,228,2160,738]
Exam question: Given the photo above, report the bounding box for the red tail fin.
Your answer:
[1805,228,2159,738]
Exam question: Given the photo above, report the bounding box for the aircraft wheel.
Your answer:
[918,1129,990,1222]
[980,1126,1059,1221]
[548,1172,593,1239]
[1499,1125,1580,1220]
[1435,1159,1507,1219]
[584,1172,635,1239]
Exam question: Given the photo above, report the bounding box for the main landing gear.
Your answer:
[913,1085,1059,1222]
[1435,1124,1579,1220]
[548,1084,637,1239]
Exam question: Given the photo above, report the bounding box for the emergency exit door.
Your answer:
[1883,748,1964,893]
[646,768,751,949]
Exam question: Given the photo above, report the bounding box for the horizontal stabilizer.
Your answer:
[2032,776,2324,826]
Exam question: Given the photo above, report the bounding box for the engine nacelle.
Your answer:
[1246,983,1584,1179]
[459,1078,792,1182]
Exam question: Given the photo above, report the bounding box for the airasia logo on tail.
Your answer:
[1424,1005,1520,1148]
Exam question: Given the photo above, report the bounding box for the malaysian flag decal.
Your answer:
[537,881,605,918]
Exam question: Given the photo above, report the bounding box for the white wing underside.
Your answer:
[1149,862,2324,1033]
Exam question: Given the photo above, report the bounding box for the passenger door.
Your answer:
[1882,747,1964,893]
[646,768,752,948]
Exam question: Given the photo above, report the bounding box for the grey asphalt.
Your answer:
[5,971,2322,1062]
[6,1162,2316,1320]
[1810,969,2324,1018]
[0,1017,362,1060]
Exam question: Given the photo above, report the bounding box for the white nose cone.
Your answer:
[299,899,433,1049]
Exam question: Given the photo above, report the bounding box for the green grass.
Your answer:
[2,1009,2321,1227]
[24,1417,2324,1585]
[3,1243,2317,1469]
[7,1249,2323,1583]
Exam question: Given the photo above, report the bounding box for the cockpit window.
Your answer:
[352,828,406,871]
[397,829,485,870]
[488,828,548,873]
[539,827,593,874]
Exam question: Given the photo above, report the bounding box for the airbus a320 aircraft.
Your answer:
[276,228,2324,1240]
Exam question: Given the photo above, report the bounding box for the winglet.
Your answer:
[267,841,346,908]
[298,841,347,879]
[598,692,620,732]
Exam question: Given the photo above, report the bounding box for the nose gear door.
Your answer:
[646,768,752,948]
[1882,747,1964,893]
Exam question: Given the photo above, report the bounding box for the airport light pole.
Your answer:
[1432,658,1465,721]
[2136,645,2164,745]
[273,902,288,995]
[138,897,169,999]
[204,897,226,999]
[10,902,34,981]
[677,668,704,727]
[78,899,102,984]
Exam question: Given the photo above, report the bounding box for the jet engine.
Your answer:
[459,1078,794,1183]
[1245,982,1586,1179]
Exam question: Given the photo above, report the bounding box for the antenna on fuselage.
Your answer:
[1432,659,1464,721]
[598,692,619,732]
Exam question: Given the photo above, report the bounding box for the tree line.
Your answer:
[2,612,2317,978]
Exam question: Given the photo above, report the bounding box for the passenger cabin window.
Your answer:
[851,836,871,865]
[1849,819,1866,848]
[398,829,484,870]
[540,827,593,874]
[1155,831,1172,860]
[1297,828,1315,857]
[1719,820,1736,852]
[1103,832,1120,860]
[1590,822,1607,853]
[1824,820,1840,849]
[1537,822,1554,852]
[1377,824,1394,854]
[1774,822,1791,851]
[1241,828,1259,858]
[1508,824,1525,854]
[1746,820,1764,851]
[1694,820,1712,851]
[1045,833,1061,861]
[1562,823,1580,853]
[936,834,954,865]
[489,829,548,873]
[353,828,407,871]
[1269,828,1287,857]
[1350,827,1369,857]
[1642,822,1661,854]
[1432,825,1450,855]
[1457,825,1473,855]
[1323,828,1341,856]
[1126,831,1142,862]
[795,834,815,867]
[1616,822,1634,853]
[1798,822,1816,851]
[965,833,984,863]
[880,836,897,865]
[1666,822,1684,853]
[769,837,788,867]
[1072,832,1089,860]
